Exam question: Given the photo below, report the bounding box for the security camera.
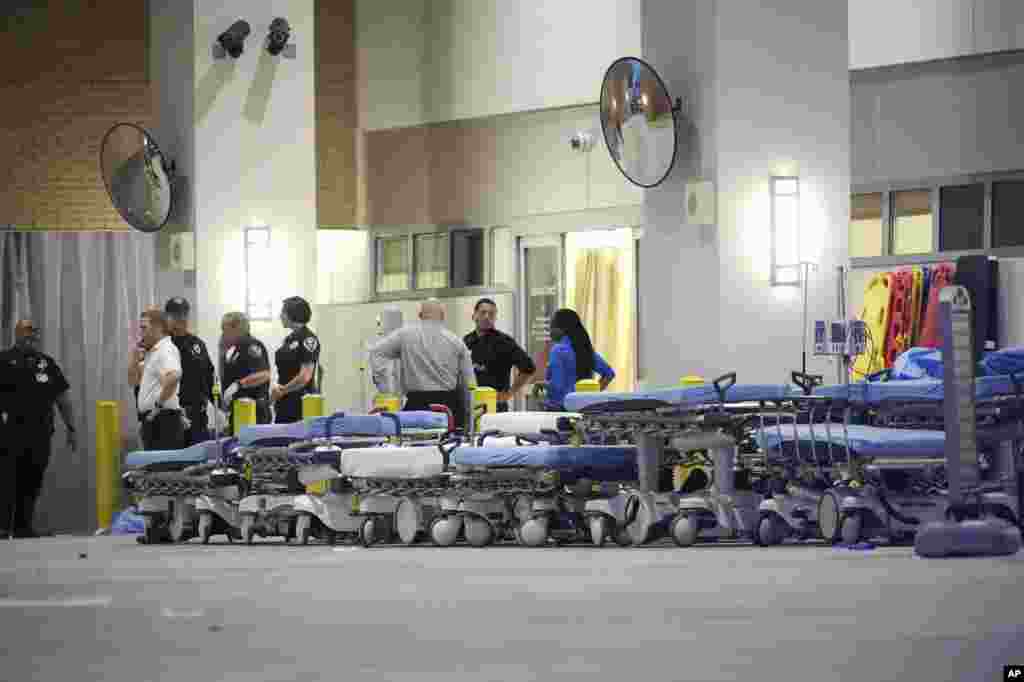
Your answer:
[267,18,291,56]
[569,132,595,152]
[216,20,251,59]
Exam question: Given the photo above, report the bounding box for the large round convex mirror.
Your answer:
[599,57,678,188]
[100,123,175,233]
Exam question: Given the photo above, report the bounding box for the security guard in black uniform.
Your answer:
[463,298,536,412]
[219,311,272,432]
[270,296,320,424]
[0,320,77,538]
[164,298,215,446]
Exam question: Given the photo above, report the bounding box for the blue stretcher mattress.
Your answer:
[812,375,1022,404]
[238,411,449,446]
[564,384,793,412]
[125,438,238,468]
[451,445,638,483]
[758,424,945,460]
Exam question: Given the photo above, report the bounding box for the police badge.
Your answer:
[192,343,202,357]
[249,344,262,358]
[303,337,318,352]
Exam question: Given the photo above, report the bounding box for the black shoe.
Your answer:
[13,528,40,539]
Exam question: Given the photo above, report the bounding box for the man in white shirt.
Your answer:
[369,299,475,429]
[128,307,184,450]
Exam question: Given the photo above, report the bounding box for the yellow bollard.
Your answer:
[471,386,497,433]
[302,394,328,495]
[373,393,401,413]
[95,400,120,531]
[233,398,256,436]
[575,379,600,393]
[680,375,706,386]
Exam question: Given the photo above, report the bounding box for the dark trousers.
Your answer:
[496,401,510,413]
[405,390,464,430]
[274,396,304,424]
[0,431,52,533]
[183,406,211,446]
[141,412,186,451]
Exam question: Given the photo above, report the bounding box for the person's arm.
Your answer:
[202,346,216,404]
[241,370,272,387]
[128,346,144,387]
[278,335,319,398]
[506,341,537,399]
[158,346,181,404]
[369,329,403,389]
[545,346,571,406]
[594,351,616,391]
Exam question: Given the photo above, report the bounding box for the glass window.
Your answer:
[450,230,486,288]
[939,184,984,251]
[376,237,410,293]
[850,192,883,258]
[993,180,1024,248]
[414,233,448,289]
[892,190,933,255]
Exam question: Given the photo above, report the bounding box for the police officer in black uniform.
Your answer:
[0,320,77,538]
[463,298,536,412]
[219,311,272,432]
[164,297,215,446]
[270,296,320,424]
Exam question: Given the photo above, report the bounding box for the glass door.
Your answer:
[518,235,564,410]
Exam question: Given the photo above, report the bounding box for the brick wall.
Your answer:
[0,1,151,230]
[316,0,359,227]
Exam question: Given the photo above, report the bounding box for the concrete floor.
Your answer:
[1,536,1022,682]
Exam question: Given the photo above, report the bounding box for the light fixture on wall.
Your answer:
[213,20,251,60]
[244,226,273,321]
[266,18,296,58]
[770,176,802,287]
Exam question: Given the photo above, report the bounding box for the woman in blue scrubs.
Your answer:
[543,309,615,411]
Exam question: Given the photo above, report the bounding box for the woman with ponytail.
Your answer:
[543,308,615,411]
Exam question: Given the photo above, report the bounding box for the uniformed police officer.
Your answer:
[463,298,536,412]
[219,312,272,431]
[270,296,320,424]
[0,320,77,538]
[164,297,215,446]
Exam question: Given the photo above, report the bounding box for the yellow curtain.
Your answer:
[573,247,635,392]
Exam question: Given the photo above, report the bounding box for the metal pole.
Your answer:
[837,265,848,385]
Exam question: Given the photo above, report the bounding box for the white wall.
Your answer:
[316,230,370,304]
[640,0,849,387]
[192,0,318,374]
[357,0,643,130]
[850,0,1024,71]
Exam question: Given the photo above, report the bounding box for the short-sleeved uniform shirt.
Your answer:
[170,333,215,413]
[0,347,71,435]
[274,327,320,421]
[222,335,271,403]
[463,329,536,393]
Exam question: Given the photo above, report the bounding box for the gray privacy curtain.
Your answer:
[0,230,156,533]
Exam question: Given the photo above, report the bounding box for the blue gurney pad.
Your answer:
[565,383,793,412]
[451,445,638,482]
[759,424,946,459]
[813,375,1022,404]
[238,411,449,445]
[125,438,238,468]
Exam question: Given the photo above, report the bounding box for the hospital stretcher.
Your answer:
[340,441,639,547]
[231,411,452,545]
[475,412,582,446]
[122,438,243,544]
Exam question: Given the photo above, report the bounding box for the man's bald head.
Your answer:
[419,299,445,322]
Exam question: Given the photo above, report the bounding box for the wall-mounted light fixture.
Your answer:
[244,226,273,321]
[770,176,801,287]
[213,20,251,60]
[266,18,296,58]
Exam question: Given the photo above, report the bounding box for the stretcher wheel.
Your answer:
[430,516,462,547]
[198,512,214,545]
[395,498,422,546]
[142,516,163,545]
[241,514,256,545]
[295,514,312,546]
[840,512,863,546]
[326,530,338,546]
[589,516,609,547]
[671,514,699,547]
[464,516,494,547]
[613,527,633,547]
[361,518,379,547]
[756,515,783,546]
[818,490,842,544]
[168,503,193,543]
[519,517,549,547]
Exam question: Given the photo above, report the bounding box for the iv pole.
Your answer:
[798,261,818,379]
